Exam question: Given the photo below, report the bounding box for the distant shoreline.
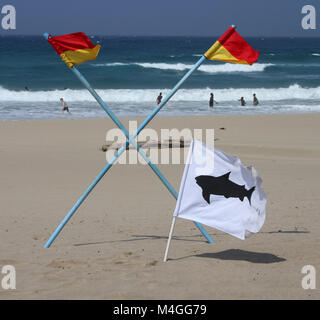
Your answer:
[2,111,320,122]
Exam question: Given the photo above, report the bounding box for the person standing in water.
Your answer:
[253,93,259,106]
[60,98,71,115]
[209,93,218,108]
[156,92,163,105]
[239,97,246,106]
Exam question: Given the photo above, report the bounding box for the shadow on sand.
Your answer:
[73,234,205,247]
[73,229,308,249]
[194,249,286,264]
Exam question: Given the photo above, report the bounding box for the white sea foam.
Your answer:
[312,53,320,56]
[91,62,273,73]
[93,62,127,67]
[198,63,272,73]
[1,84,319,103]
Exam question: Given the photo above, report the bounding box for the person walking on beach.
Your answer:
[60,98,71,115]
[209,93,218,108]
[253,93,259,106]
[156,92,163,105]
[239,97,246,106]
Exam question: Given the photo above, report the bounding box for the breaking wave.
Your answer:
[1,84,319,103]
[91,62,273,73]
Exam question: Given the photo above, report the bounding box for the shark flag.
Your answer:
[204,26,260,65]
[47,32,100,68]
[173,140,266,240]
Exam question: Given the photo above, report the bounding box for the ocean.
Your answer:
[1,35,320,120]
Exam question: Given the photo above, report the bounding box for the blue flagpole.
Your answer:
[44,145,127,248]
[43,33,213,247]
[71,65,213,244]
[133,56,206,138]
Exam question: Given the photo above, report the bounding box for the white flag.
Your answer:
[174,140,266,240]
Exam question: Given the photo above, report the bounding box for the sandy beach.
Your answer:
[0,113,319,299]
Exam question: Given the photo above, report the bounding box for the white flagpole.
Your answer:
[163,217,177,262]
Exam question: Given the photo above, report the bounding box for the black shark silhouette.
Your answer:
[195,172,255,205]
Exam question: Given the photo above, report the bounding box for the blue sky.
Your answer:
[1,0,320,36]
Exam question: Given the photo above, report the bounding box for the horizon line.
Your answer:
[1,33,320,38]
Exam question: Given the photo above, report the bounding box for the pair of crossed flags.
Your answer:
[43,36,215,248]
[43,25,260,249]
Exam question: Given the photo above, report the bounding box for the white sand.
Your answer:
[0,113,319,299]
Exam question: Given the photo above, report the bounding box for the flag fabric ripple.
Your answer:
[47,32,101,68]
[173,140,266,240]
[204,26,260,65]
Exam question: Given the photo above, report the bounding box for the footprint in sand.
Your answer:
[46,260,88,270]
[145,260,158,267]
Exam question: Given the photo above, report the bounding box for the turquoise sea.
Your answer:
[1,35,320,120]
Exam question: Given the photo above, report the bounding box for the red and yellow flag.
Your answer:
[47,32,100,68]
[204,27,259,65]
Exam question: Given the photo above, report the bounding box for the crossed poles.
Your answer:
[43,33,215,248]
